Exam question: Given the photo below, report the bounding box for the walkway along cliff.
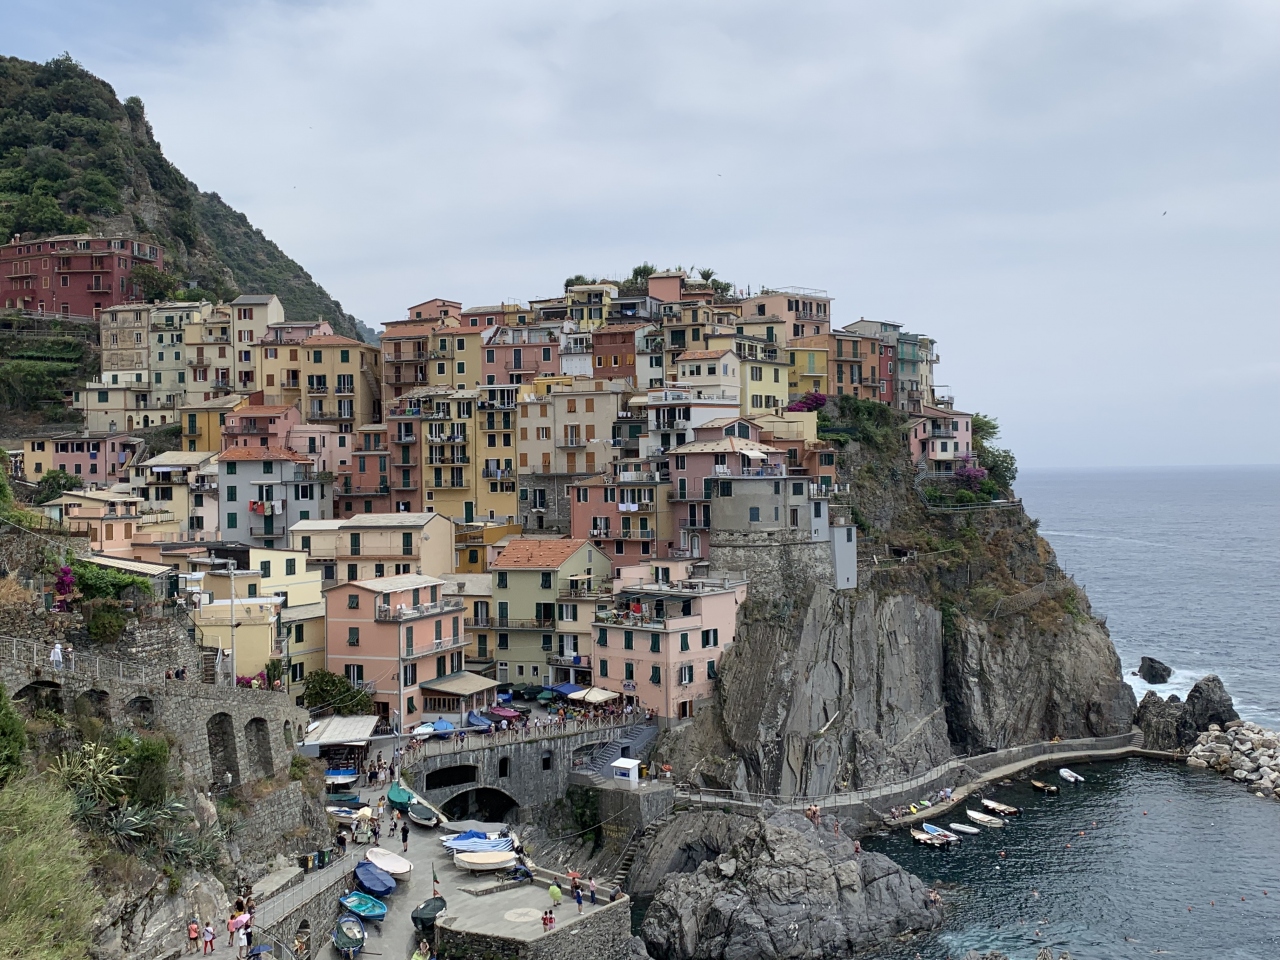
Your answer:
[653,427,1137,801]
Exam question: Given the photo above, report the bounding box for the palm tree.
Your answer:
[699,268,716,281]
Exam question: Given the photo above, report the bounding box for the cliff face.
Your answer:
[657,445,1136,799]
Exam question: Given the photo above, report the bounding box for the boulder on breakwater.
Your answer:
[1137,656,1172,684]
[1186,719,1280,802]
[1135,674,1240,752]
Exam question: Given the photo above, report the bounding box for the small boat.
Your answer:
[331,913,366,960]
[411,896,448,935]
[327,805,372,825]
[365,847,413,879]
[454,850,520,872]
[1030,779,1059,794]
[966,809,1005,827]
[948,822,981,835]
[982,798,1021,816]
[338,891,387,922]
[910,828,945,846]
[438,819,508,836]
[922,823,961,843]
[325,768,360,786]
[386,782,413,813]
[407,802,439,828]
[353,861,396,898]
[1059,767,1085,783]
[326,792,364,809]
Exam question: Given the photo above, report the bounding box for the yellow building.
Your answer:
[454,520,523,573]
[787,335,830,399]
[190,566,281,681]
[333,513,456,583]
[298,334,382,430]
[252,546,326,699]
[703,331,790,416]
[180,394,248,453]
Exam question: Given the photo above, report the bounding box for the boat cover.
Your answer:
[353,861,396,898]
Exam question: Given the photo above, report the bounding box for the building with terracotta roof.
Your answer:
[294,333,382,429]
[217,446,329,548]
[486,538,598,687]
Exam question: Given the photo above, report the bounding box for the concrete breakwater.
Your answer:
[1185,719,1280,801]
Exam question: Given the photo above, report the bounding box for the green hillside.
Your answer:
[0,53,374,342]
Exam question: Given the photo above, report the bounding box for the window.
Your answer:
[540,571,552,589]
[259,560,272,578]
[496,571,508,589]
[678,664,694,685]
[343,663,364,683]
[597,627,608,646]
[541,751,553,771]
[497,632,509,650]
[649,633,661,653]
[340,349,350,363]
[701,628,720,647]
[349,533,360,555]
[624,661,634,681]
[226,513,238,529]
[290,662,305,683]
[402,532,413,556]
[707,660,718,680]
[680,632,689,651]
[749,506,760,522]
[403,663,417,685]
[347,627,360,646]
[598,659,608,678]
[347,594,360,609]
[649,665,662,685]
[623,630,633,650]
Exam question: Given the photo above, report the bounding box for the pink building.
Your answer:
[222,405,301,450]
[592,563,747,722]
[22,431,144,487]
[324,572,468,728]
[481,325,560,385]
[569,456,673,575]
[907,405,973,474]
[666,423,786,560]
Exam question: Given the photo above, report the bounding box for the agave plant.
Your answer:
[54,742,124,806]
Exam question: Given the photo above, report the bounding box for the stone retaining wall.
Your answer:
[230,781,331,880]
[436,896,632,960]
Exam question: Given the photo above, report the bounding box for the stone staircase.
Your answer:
[609,812,673,889]
[580,721,659,785]
[1128,725,1146,749]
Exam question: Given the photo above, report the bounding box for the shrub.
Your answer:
[71,560,152,601]
[952,489,979,505]
[289,754,311,782]
[118,735,170,806]
[302,670,373,716]
[33,469,83,505]
[86,603,127,644]
[0,685,25,787]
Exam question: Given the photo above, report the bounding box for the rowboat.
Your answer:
[948,822,981,835]
[1059,767,1085,783]
[331,913,366,960]
[338,891,387,922]
[439,819,507,835]
[910,828,946,846]
[966,809,1005,827]
[365,847,413,878]
[411,896,448,934]
[407,802,439,828]
[387,782,414,813]
[325,768,360,786]
[327,806,372,825]
[454,850,520,872]
[353,861,396,898]
[922,823,961,843]
[982,798,1021,816]
[1030,779,1059,794]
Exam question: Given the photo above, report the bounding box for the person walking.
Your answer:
[574,883,583,914]
[401,821,410,853]
[588,875,597,905]
[226,914,236,949]
[202,921,216,954]
[187,918,200,953]
[235,924,248,959]
[50,642,64,671]
[548,880,562,909]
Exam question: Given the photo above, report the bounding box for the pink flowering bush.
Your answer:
[785,392,828,413]
[954,456,989,492]
[236,671,268,688]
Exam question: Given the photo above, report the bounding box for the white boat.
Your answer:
[948,822,981,835]
[922,823,961,843]
[365,847,413,878]
[982,798,1021,816]
[454,850,520,872]
[1059,767,1085,783]
[966,809,1005,827]
[910,828,946,847]
[327,806,372,824]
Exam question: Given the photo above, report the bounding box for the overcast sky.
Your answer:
[8,1,1278,467]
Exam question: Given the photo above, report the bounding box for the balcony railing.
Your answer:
[186,357,210,367]
[426,455,469,465]
[223,423,268,435]
[248,526,283,538]
[615,529,656,539]
[404,635,467,658]
[490,618,555,630]
[481,468,513,480]
[503,360,540,371]
[293,467,335,482]
[383,351,428,363]
[307,385,329,395]
[393,433,416,444]
[547,653,591,668]
[136,510,176,525]
[375,597,466,621]
[679,518,709,529]
[338,483,392,496]
[428,479,470,489]
[557,437,585,448]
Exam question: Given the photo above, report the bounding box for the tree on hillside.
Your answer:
[129,264,181,302]
[34,469,82,505]
[972,412,1018,491]
[302,670,374,716]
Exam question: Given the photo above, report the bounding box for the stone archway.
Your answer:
[125,695,155,727]
[293,920,311,960]
[283,719,294,750]
[243,717,273,781]
[498,756,510,778]
[440,786,520,822]
[14,681,63,715]
[74,689,111,723]
[423,764,478,790]
[207,712,241,789]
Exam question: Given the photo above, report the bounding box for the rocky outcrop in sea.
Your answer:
[636,810,941,960]
[1134,674,1241,752]
[1186,719,1280,801]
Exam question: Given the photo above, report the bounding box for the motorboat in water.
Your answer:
[966,809,1005,827]
[1059,767,1085,783]
[1030,779,1059,794]
[922,823,962,843]
[910,828,946,847]
[948,822,981,835]
[981,798,1021,816]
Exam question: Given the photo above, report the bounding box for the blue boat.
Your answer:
[339,891,387,922]
[353,861,396,898]
[331,913,366,959]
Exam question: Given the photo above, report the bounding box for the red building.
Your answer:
[591,322,652,383]
[1,233,163,318]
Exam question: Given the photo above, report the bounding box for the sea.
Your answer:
[863,465,1280,960]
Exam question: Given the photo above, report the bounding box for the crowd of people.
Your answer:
[184,892,255,957]
[885,787,956,821]
[541,873,622,933]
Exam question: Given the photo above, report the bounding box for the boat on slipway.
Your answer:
[365,847,413,879]
[338,892,387,923]
[454,850,520,872]
[331,914,367,960]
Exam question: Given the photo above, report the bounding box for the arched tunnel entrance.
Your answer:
[423,764,478,790]
[441,787,519,823]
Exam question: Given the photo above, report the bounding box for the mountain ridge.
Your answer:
[0,52,375,343]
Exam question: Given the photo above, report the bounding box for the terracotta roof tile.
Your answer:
[490,538,590,569]
[301,334,368,347]
[675,349,734,361]
[219,446,313,463]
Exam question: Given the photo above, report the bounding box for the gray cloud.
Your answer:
[6,0,1278,466]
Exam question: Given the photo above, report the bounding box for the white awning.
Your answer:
[742,449,768,460]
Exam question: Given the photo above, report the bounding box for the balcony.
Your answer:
[335,386,355,396]
[492,618,556,630]
[616,471,664,483]
[307,384,329,395]
[375,597,466,621]
[547,653,591,668]
[463,617,492,628]
[481,467,513,480]
[293,467,335,482]
[308,410,352,421]
[203,335,231,344]
[427,478,470,489]
[556,437,586,448]
[426,455,469,465]
[679,518,709,529]
[711,464,786,479]
[476,400,517,411]
[186,356,210,367]
[248,526,284,538]
[222,423,268,435]
[383,351,428,363]
[615,529,656,540]
[393,433,416,444]
[503,360,540,372]
[929,429,956,439]
[338,482,392,496]
[428,348,453,360]
[136,510,175,525]
[404,635,468,659]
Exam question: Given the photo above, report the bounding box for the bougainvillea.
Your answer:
[954,455,989,491]
[785,392,828,413]
[236,671,268,688]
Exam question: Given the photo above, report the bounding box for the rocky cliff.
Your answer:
[635,810,940,960]
[655,442,1136,799]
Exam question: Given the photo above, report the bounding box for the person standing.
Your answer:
[401,821,410,853]
[588,875,597,905]
[574,883,583,914]
[202,921,216,954]
[187,918,200,953]
[226,914,236,949]
[50,642,63,671]
[548,880,562,909]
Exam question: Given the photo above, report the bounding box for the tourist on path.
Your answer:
[187,918,200,953]
[226,914,236,948]
[401,822,410,853]
[50,642,63,671]
[202,922,215,954]
[548,881,562,908]
[588,876,597,905]
[574,884,583,914]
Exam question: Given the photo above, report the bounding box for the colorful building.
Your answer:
[331,512,455,583]
[1,233,161,317]
[217,446,320,549]
[569,456,673,575]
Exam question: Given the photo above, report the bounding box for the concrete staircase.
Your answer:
[1128,725,1146,749]
[608,811,672,889]
[581,721,659,785]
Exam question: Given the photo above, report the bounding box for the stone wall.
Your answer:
[258,867,351,960]
[520,473,574,534]
[708,537,834,604]
[436,897,632,960]
[0,523,88,580]
[229,781,331,880]
[597,782,674,834]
